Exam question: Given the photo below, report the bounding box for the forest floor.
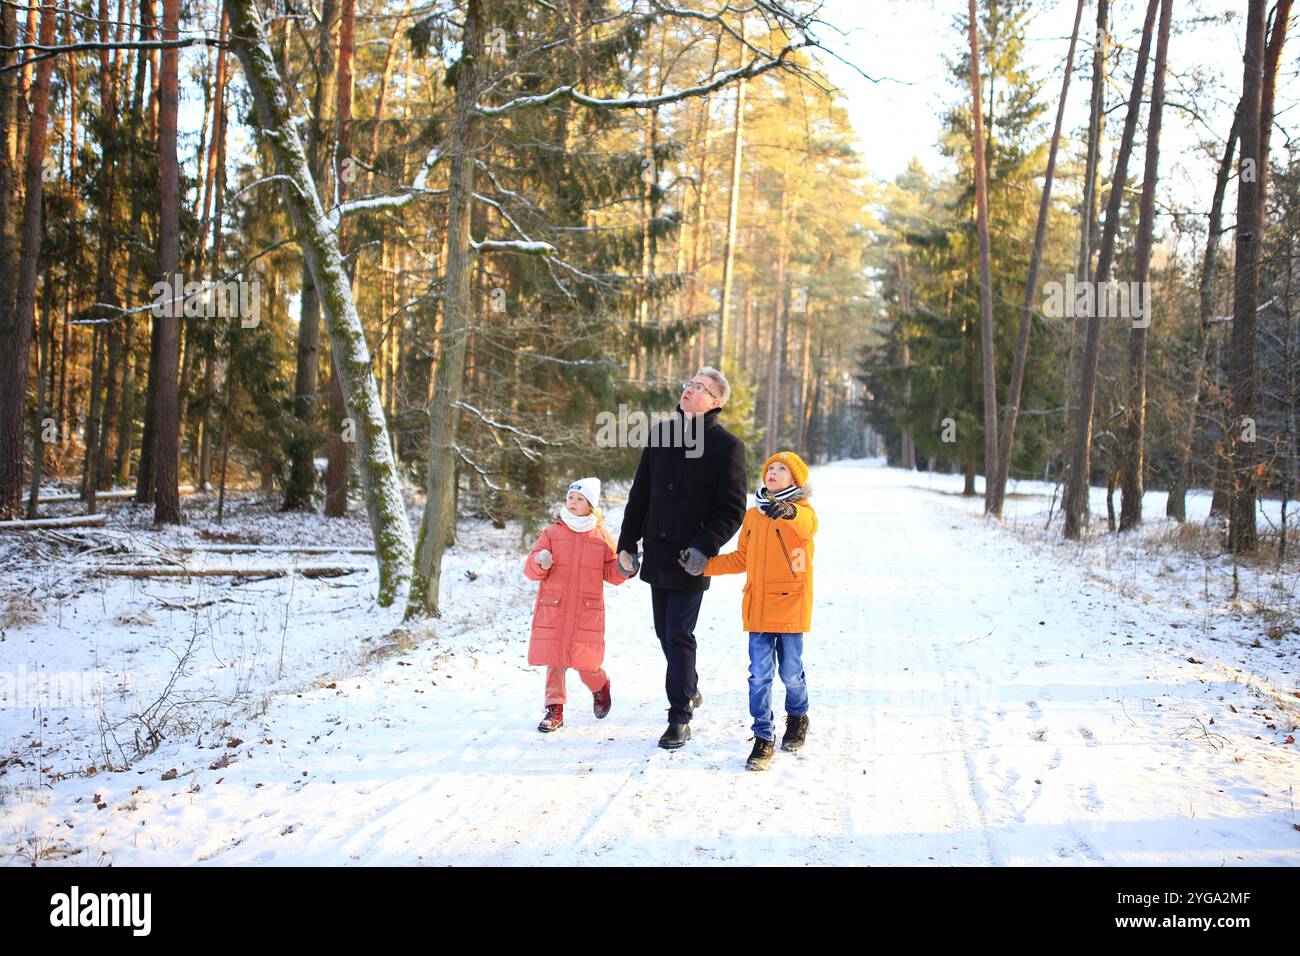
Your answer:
[1,459,1297,865]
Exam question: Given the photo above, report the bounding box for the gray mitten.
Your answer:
[678,547,707,576]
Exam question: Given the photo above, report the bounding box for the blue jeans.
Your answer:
[748,632,808,741]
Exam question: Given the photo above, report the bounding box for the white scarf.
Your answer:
[559,506,596,533]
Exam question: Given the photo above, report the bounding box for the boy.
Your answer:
[688,450,817,770]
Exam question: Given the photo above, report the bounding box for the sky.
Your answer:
[171,0,1297,261]
[808,0,1297,226]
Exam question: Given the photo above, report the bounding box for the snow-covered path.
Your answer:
[5,461,1297,865]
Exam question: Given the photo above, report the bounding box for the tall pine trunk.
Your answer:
[0,1,56,519]
[966,0,998,512]
[1063,0,1159,539]
[988,0,1084,517]
[1118,0,1173,530]
[1227,0,1268,553]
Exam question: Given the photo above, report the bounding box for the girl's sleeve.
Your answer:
[600,526,629,585]
[603,545,630,586]
[524,526,553,580]
[705,511,750,576]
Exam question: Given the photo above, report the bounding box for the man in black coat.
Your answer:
[616,367,748,749]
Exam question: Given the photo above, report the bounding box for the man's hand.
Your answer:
[678,547,707,576]
[535,549,553,570]
[617,550,640,577]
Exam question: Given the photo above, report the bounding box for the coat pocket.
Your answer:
[764,581,804,630]
[535,591,562,629]
[575,594,604,637]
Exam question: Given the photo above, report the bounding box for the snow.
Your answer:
[471,239,557,255]
[2,463,1296,865]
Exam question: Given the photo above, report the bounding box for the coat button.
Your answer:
[659,531,666,538]
[667,482,674,490]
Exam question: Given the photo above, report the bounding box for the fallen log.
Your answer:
[0,514,108,531]
[97,563,367,579]
[180,543,375,555]
[36,485,194,505]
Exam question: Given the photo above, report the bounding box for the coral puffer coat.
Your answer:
[524,519,629,670]
[704,495,817,633]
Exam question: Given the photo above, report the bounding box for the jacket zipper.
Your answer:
[774,526,795,577]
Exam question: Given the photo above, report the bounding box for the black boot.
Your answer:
[746,737,775,771]
[690,690,704,711]
[658,722,691,750]
[781,714,809,752]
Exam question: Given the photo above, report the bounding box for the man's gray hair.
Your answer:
[694,366,731,405]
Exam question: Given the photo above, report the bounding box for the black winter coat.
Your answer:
[616,405,748,592]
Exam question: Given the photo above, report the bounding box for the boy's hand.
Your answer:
[535,549,553,570]
[617,550,639,577]
[678,547,707,576]
[763,498,796,520]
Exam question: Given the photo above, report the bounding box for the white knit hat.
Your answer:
[568,477,601,510]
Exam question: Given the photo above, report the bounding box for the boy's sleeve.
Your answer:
[705,510,750,576]
[524,526,553,581]
[784,501,817,540]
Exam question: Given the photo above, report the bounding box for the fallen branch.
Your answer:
[0,514,108,530]
[178,543,375,555]
[97,563,367,579]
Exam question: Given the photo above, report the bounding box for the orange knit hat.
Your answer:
[762,450,809,487]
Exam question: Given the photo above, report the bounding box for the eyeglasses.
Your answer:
[681,380,720,401]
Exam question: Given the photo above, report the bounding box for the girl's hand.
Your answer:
[536,549,553,570]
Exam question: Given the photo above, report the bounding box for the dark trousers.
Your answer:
[650,585,705,725]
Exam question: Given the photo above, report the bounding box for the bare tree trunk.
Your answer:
[0,2,20,333]
[1168,105,1241,521]
[1118,0,1173,531]
[1063,0,1159,540]
[134,0,159,505]
[1064,0,1107,520]
[716,24,745,369]
[1227,0,1270,553]
[0,1,56,519]
[282,0,338,511]
[989,0,1083,517]
[896,252,917,470]
[408,0,487,619]
[93,1,124,494]
[324,0,355,518]
[152,0,182,524]
[966,0,998,513]
[227,0,413,604]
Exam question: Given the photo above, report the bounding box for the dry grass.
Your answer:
[0,592,43,629]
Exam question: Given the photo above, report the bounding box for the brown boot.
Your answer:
[537,704,564,732]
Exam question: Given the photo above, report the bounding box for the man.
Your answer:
[617,368,747,749]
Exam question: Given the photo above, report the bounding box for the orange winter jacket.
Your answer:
[704,496,817,634]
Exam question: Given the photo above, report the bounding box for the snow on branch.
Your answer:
[452,401,563,446]
[471,239,556,255]
[475,42,811,116]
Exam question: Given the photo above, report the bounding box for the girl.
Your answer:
[523,477,631,732]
